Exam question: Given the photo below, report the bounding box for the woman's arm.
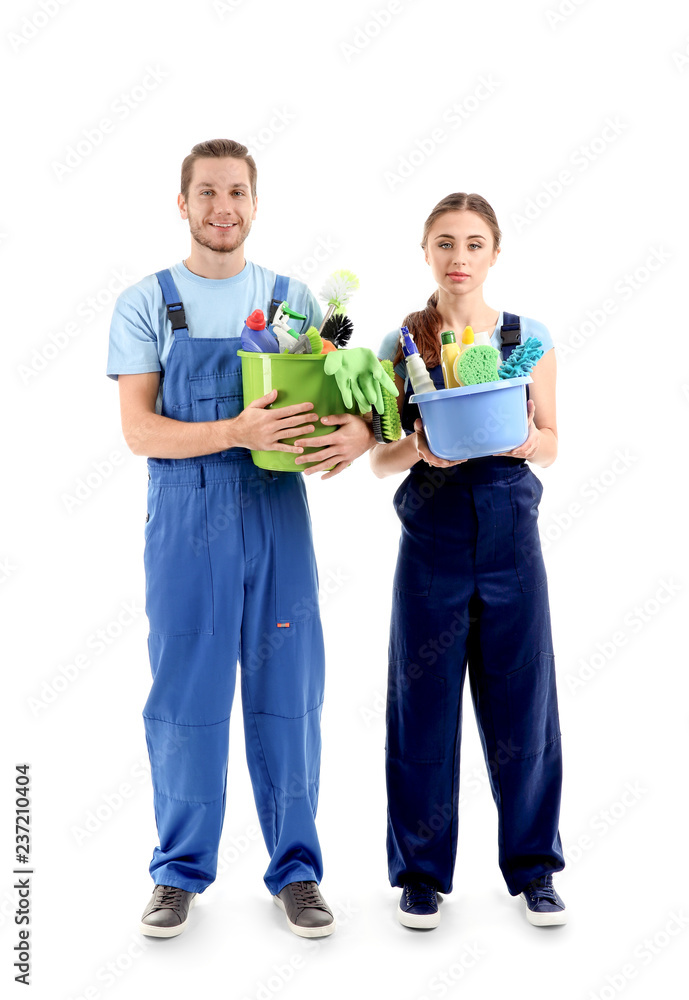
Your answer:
[496,348,558,468]
[368,371,468,478]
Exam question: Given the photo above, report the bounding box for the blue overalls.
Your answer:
[143,270,325,897]
[386,314,565,896]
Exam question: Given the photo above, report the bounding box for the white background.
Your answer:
[3,0,689,998]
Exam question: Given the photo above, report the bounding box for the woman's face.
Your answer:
[424,210,499,296]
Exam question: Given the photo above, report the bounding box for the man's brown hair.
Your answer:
[180,139,257,202]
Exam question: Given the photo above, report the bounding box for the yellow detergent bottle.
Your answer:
[440,331,461,388]
[453,326,475,385]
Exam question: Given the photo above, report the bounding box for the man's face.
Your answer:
[178,157,257,254]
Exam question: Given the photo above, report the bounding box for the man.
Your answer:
[107,139,374,938]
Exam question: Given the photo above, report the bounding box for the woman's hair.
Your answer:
[392,193,501,371]
[180,139,257,202]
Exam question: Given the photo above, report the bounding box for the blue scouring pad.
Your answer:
[498,338,544,379]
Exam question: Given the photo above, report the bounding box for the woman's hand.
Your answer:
[294,413,375,480]
[494,399,541,460]
[413,418,468,468]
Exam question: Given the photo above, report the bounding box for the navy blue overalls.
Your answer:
[143,270,325,897]
[386,314,565,896]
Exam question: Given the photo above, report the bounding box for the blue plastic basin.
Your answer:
[410,376,533,461]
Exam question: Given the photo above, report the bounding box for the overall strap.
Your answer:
[500,311,521,361]
[267,274,291,325]
[500,311,530,401]
[155,269,189,340]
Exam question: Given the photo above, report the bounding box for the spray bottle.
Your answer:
[400,326,436,395]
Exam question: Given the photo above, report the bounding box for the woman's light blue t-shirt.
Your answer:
[107,260,323,410]
[377,312,554,387]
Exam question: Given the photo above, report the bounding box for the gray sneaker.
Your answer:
[140,884,197,938]
[273,881,335,938]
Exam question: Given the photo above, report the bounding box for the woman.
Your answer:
[370,193,566,929]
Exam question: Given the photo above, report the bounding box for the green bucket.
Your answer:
[237,350,357,472]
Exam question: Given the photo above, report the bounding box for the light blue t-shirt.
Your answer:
[107,260,323,411]
[378,312,554,388]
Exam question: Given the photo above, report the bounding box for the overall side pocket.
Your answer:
[510,467,547,593]
[144,484,214,636]
[392,479,434,597]
[506,651,561,759]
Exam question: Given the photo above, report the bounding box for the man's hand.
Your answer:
[294,413,375,479]
[232,390,319,453]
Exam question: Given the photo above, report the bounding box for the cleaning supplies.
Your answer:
[456,344,502,385]
[323,347,398,414]
[272,302,308,352]
[458,325,475,354]
[400,326,436,395]
[318,270,360,334]
[498,338,544,379]
[287,326,324,355]
[321,312,353,349]
[287,332,313,354]
[371,359,402,442]
[240,309,279,353]
[440,331,461,389]
[305,326,324,355]
[473,328,493,347]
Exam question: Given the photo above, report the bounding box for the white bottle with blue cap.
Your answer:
[400,326,437,395]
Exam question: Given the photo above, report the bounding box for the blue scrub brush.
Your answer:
[498,338,544,379]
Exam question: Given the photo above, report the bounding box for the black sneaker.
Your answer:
[398,880,440,929]
[140,884,197,937]
[521,874,567,926]
[273,881,335,938]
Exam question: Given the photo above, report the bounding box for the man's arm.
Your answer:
[118,373,318,459]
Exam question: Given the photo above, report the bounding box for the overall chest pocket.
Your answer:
[189,372,244,422]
